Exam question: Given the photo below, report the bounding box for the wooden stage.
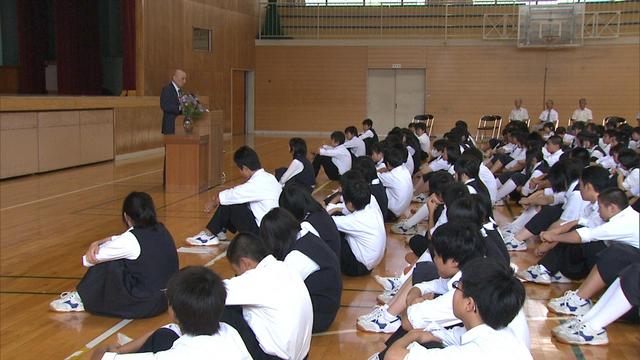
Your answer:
[1,135,638,359]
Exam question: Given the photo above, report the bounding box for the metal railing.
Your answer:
[258,0,639,40]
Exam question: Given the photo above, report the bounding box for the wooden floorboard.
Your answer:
[1,135,638,359]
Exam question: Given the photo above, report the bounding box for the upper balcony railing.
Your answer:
[258,0,640,40]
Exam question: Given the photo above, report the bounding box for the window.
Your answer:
[192,27,212,52]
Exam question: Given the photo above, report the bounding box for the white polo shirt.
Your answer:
[509,107,530,122]
[539,109,559,124]
[319,145,352,175]
[358,129,374,140]
[418,133,431,153]
[560,181,590,222]
[378,165,413,216]
[577,201,604,229]
[218,169,282,226]
[343,136,366,157]
[82,227,140,267]
[505,146,526,170]
[224,255,312,360]
[332,196,386,270]
[596,155,616,170]
[543,147,563,167]
[278,159,304,186]
[571,108,593,122]
[478,163,498,204]
[406,146,415,174]
[102,323,251,360]
[575,206,640,248]
[622,168,640,197]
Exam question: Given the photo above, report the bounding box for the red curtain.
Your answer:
[54,0,102,95]
[16,0,48,94]
[121,0,136,91]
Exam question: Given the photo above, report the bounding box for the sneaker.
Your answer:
[357,306,401,333]
[548,290,592,316]
[552,316,583,336]
[186,231,220,246]
[367,353,380,360]
[216,231,227,241]
[377,290,397,305]
[554,322,609,346]
[494,199,505,206]
[412,193,427,203]
[550,272,574,284]
[49,291,85,312]
[374,275,403,292]
[357,305,386,323]
[503,231,527,251]
[391,221,419,235]
[517,264,551,284]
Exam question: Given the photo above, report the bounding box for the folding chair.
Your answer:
[476,115,502,142]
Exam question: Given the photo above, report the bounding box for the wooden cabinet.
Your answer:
[164,134,209,193]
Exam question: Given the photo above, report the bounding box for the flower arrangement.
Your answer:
[179,92,209,119]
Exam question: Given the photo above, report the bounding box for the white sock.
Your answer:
[582,279,633,330]
[405,205,429,228]
[399,266,414,283]
[496,179,517,201]
[510,206,538,231]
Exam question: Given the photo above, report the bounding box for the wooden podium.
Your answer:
[164,111,224,193]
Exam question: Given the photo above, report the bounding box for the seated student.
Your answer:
[401,129,422,175]
[49,192,179,318]
[187,146,281,245]
[598,143,626,170]
[359,118,379,142]
[496,147,548,204]
[577,132,606,163]
[412,139,452,202]
[344,125,367,158]
[260,208,342,333]
[629,126,640,151]
[454,120,477,149]
[414,122,430,160]
[274,137,315,191]
[420,139,457,175]
[378,147,414,221]
[486,131,527,174]
[463,147,497,205]
[555,126,571,147]
[371,141,387,170]
[331,174,386,276]
[615,148,640,198]
[542,135,564,167]
[599,128,616,155]
[312,131,352,181]
[453,153,491,210]
[541,122,555,140]
[517,166,613,284]
[503,159,587,252]
[382,258,531,360]
[353,155,389,220]
[553,263,639,346]
[222,233,313,360]
[93,266,251,360]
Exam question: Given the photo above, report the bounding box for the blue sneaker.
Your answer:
[357,306,401,333]
[555,322,609,345]
[186,231,220,246]
[49,291,85,312]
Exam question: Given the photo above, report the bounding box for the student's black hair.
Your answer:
[598,188,629,209]
[442,182,470,207]
[595,125,605,137]
[407,123,416,129]
[414,122,427,132]
[330,131,345,145]
[383,146,405,168]
[362,118,373,127]
[344,126,358,136]
[428,170,455,196]
[455,120,469,132]
[612,130,629,146]
[459,258,525,329]
[122,191,158,228]
[340,169,366,189]
[279,183,325,221]
[446,129,463,144]
[352,156,378,182]
[462,146,483,162]
[547,159,582,193]
[609,143,627,157]
[617,149,640,170]
[388,128,402,138]
[430,222,486,268]
[542,122,555,131]
[233,146,261,171]
[568,147,590,168]
[506,120,529,134]
[401,128,420,152]
[432,139,447,152]
[447,196,482,227]
[511,131,528,146]
[342,177,371,211]
[454,153,480,179]
[585,123,598,134]
[633,127,640,135]
[555,126,567,135]
[573,121,586,132]
[526,131,545,150]
[289,137,307,157]
[226,232,269,265]
[370,141,387,155]
[577,132,598,148]
[259,208,299,261]
[524,147,544,174]
[580,166,613,193]
[603,129,618,138]
[546,135,563,147]
[444,141,461,165]
[166,266,226,336]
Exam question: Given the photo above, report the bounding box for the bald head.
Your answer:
[172,69,187,88]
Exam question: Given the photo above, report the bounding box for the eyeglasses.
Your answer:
[452,280,463,292]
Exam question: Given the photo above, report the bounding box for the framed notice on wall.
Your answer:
[193,27,212,52]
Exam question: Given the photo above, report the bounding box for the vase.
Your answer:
[183,116,194,134]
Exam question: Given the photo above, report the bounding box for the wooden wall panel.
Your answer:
[114,106,164,155]
[255,46,368,132]
[255,43,640,135]
[141,0,258,133]
[0,112,38,178]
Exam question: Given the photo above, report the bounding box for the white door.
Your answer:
[367,69,426,136]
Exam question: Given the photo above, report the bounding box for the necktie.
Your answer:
[546,110,550,123]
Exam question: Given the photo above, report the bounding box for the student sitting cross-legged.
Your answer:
[221,233,313,360]
[187,146,281,246]
[274,137,316,192]
[382,258,531,360]
[92,266,251,360]
[260,208,342,333]
[49,192,179,318]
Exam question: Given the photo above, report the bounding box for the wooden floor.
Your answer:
[1,135,638,360]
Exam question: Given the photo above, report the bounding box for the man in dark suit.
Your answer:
[160,69,187,135]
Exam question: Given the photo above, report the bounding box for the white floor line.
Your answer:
[312,179,333,196]
[204,251,228,267]
[1,169,162,212]
[64,319,133,359]
[313,329,358,337]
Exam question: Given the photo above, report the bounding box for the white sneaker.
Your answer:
[550,272,574,284]
[377,290,397,305]
[357,305,386,323]
[412,193,427,203]
[49,291,85,312]
[216,231,227,241]
[494,199,505,206]
[552,316,583,336]
[374,275,403,292]
[357,306,401,333]
[367,353,380,360]
[503,231,527,251]
[554,322,609,346]
[548,290,592,316]
[186,231,219,246]
[517,264,551,284]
